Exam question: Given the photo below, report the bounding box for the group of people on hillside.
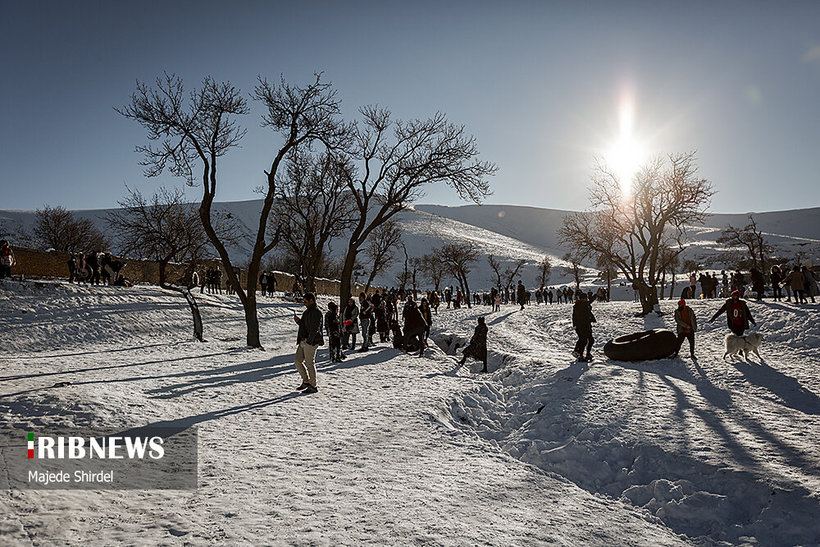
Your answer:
[466,284,609,309]
[67,251,129,286]
[292,289,452,394]
[682,265,818,304]
[258,271,277,297]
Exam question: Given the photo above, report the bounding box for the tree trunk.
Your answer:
[243,292,260,347]
[637,281,659,315]
[339,249,357,308]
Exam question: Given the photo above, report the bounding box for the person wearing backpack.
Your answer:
[709,290,755,335]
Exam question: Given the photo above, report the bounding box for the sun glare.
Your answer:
[606,95,645,195]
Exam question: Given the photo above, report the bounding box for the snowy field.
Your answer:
[1,280,819,545]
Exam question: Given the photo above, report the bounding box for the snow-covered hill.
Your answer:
[1,279,818,544]
[3,201,819,290]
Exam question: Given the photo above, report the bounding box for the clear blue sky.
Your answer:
[1,0,818,213]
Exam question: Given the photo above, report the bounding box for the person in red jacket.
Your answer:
[709,290,755,336]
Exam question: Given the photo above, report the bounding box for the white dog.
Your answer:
[723,332,765,360]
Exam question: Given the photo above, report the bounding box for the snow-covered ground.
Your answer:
[1,279,819,545]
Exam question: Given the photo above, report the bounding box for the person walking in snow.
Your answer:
[358,292,374,351]
[673,299,698,359]
[325,301,344,363]
[770,266,783,302]
[259,271,268,297]
[801,266,818,304]
[571,293,596,362]
[517,280,526,310]
[402,299,427,357]
[750,267,765,301]
[709,290,756,336]
[458,316,488,372]
[419,297,433,345]
[786,266,806,304]
[342,297,359,350]
[292,292,323,394]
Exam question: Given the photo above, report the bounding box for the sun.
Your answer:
[605,95,646,195]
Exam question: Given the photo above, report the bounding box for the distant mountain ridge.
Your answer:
[2,201,818,288]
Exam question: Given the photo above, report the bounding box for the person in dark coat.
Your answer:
[374,299,389,342]
[0,240,14,279]
[572,293,596,361]
[419,298,433,345]
[770,266,783,302]
[402,299,427,357]
[750,268,765,301]
[709,290,755,336]
[459,317,488,372]
[358,293,374,351]
[259,272,268,296]
[517,280,526,310]
[342,297,359,350]
[292,292,323,394]
[325,301,344,362]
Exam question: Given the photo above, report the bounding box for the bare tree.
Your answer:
[419,253,447,292]
[440,242,478,308]
[336,106,496,306]
[716,215,772,272]
[33,205,109,253]
[108,186,239,341]
[659,247,679,299]
[488,254,526,292]
[562,252,585,290]
[502,259,527,294]
[595,253,616,299]
[536,255,552,288]
[107,186,239,286]
[487,254,504,290]
[120,73,346,347]
[362,219,402,292]
[559,152,714,315]
[276,151,357,292]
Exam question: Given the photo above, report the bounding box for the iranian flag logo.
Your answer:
[28,432,34,459]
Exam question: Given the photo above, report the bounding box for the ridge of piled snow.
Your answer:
[431,298,820,545]
[0,280,690,545]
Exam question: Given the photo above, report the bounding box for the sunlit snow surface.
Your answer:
[1,280,819,544]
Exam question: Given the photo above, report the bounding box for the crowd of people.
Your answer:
[674,265,819,304]
[66,251,130,286]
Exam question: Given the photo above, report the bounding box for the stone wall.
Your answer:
[6,246,378,297]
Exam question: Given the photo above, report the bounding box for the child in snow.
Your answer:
[673,299,698,359]
[459,317,488,372]
[571,293,596,362]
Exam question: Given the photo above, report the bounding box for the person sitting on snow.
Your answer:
[459,316,488,372]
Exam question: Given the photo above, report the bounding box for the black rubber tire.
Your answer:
[604,328,678,361]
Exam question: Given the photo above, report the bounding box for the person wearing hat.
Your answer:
[709,290,755,336]
[673,299,698,359]
[571,292,596,362]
